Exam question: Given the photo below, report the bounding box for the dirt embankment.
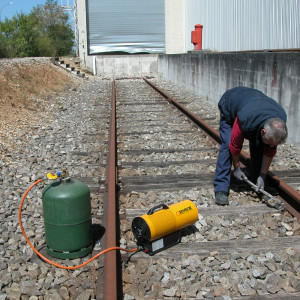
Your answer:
[0,57,79,152]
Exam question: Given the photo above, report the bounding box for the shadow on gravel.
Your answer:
[92,224,106,246]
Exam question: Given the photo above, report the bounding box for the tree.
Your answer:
[0,0,74,58]
[30,0,74,56]
[0,13,39,58]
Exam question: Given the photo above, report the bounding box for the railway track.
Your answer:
[95,78,300,299]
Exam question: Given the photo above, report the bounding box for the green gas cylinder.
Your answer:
[42,177,93,259]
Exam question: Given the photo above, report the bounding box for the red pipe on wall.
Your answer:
[191,24,203,50]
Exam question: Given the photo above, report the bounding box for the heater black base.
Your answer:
[139,230,182,255]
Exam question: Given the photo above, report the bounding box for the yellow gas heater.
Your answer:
[131,200,198,255]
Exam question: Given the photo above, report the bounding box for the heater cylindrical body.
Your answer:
[132,200,198,243]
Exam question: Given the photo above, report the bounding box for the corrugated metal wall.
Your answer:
[87,0,165,54]
[185,0,300,52]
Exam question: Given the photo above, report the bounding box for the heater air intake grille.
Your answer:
[132,217,151,243]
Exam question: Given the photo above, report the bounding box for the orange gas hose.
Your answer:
[19,179,138,270]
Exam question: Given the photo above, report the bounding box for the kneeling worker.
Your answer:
[214,86,288,205]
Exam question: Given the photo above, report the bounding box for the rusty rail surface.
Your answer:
[96,79,121,299]
[143,77,300,219]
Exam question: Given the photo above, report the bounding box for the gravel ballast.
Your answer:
[0,58,299,299]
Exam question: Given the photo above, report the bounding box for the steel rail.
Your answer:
[96,79,121,299]
[143,77,300,219]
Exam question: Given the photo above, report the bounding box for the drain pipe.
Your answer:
[93,56,97,75]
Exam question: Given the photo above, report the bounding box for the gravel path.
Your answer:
[1,66,110,299]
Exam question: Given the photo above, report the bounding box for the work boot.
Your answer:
[215,191,229,205]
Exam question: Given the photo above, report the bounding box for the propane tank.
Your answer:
[42,175,93,259]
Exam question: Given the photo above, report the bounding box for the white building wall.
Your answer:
[165,0,186,54]
[77,0,299,67]
[184,0,300,53]
[77,0,93,68]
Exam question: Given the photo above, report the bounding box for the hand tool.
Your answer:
[243,177,285,211]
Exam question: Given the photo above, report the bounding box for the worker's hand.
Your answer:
[233,167,247,181]
[256,174,266,191]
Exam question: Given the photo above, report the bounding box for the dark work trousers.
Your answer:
[214,117,264,193]
[214,117,232,193]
